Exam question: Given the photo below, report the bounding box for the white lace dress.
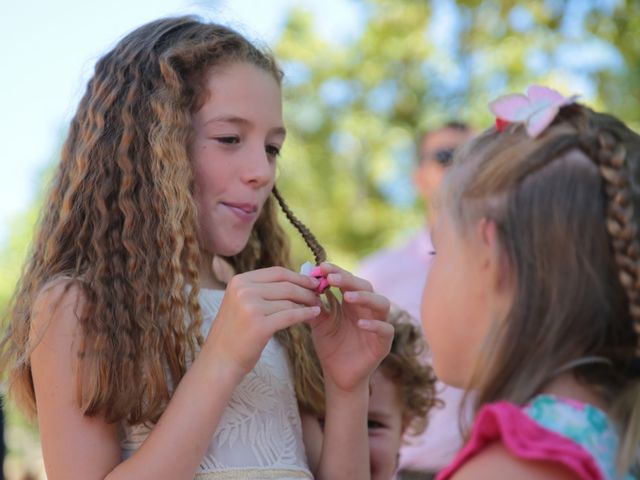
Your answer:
[120,289,313,479]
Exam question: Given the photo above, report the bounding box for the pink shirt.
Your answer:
[357,230,467,473]
[437,396,626,479]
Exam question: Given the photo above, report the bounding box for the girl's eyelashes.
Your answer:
[265,144,281,158]
[428,249,436,256]
[211,136,281,158]
[211,136,281,162]
[215,135,240,145]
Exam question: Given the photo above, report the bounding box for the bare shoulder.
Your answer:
[29,276,89,390]
[31,277,121,478]
[451,441,580,480]
[30,277,87,346]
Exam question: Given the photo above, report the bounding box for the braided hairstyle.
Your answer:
[441,103,640,473]
[272,186,327,265]
[579,123,640,352]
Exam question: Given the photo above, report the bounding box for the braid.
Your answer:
[272,186,327,264]
[588,130,640,353]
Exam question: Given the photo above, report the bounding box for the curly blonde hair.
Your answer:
[380,310,439,436]
[0,16,325,425]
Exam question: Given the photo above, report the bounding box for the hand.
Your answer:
[202,266,321,378]
[308,263,393,392]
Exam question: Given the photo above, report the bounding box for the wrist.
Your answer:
[196,343,247,387]
[323,375,371,402]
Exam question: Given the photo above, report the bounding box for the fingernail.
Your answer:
[358,319,373,329]
[344,292,357,302]
[327,273,340,284]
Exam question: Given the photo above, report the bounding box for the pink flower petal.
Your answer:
[310,266,323,278]
[526,105,559,138]
[316,278,330,294]
[489,94,531,122]
[526,85,566,106]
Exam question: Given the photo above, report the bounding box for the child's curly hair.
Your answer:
[380,309,441,436]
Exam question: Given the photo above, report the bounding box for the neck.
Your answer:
[199,253,226,290]
[541,373,608,412]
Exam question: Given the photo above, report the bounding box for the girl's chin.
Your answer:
[212,239,252,258]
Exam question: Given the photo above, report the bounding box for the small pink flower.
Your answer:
[310,266,330,294]
[489,85,579,138]
[300,262,330,294]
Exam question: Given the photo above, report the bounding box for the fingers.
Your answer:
[268,305,321,331]
[242,266,320,291]
[343,290,390,319]
[315,263,373,293]
[260,282,320,307]
[357,319,394,355]
[357,319,394,337]
[262,299,319,316]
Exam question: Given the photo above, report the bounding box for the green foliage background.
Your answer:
[1,0,638,477]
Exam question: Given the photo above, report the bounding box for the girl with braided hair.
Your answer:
[422,86,640,479]
[0,16,393,480]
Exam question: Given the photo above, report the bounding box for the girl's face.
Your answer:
[191,62,284,259]
[421,212,503,388]
[367,369,405,480]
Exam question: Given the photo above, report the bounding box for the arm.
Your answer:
[300,383,371,480]
[451,442,580,480]
[315,378,372,480]
[299,408,323,474]
[305,264,393,480]
[31,268,321,480]
[32,280,246,480]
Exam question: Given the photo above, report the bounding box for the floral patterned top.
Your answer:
[437,394,635,480]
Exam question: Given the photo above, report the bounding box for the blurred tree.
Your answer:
[273,0,638,268]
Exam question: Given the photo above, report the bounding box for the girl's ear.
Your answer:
[478,217,498,252]
[478,218,512,290]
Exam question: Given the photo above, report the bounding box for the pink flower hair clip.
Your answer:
[300,261,330,294]
[489,85,579,138]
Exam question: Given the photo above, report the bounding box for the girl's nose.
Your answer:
[242,144,275,187]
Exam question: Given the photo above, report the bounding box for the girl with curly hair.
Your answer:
[0,16,393,480]
[367,312,439,480]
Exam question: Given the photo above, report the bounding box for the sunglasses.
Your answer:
[434,148,455,165]
[419,146,458,166]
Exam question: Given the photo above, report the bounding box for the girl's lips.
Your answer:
[222,202,258,222]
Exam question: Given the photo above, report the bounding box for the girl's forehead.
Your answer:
[193,63,283,126]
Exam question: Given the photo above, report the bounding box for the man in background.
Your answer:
[357,122,474,479]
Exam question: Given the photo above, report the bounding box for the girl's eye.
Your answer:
[216,136,240,145]
[266,145,281,158]
[428,249,436,256]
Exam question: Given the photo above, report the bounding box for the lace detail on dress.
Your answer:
[120,289,311,478]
